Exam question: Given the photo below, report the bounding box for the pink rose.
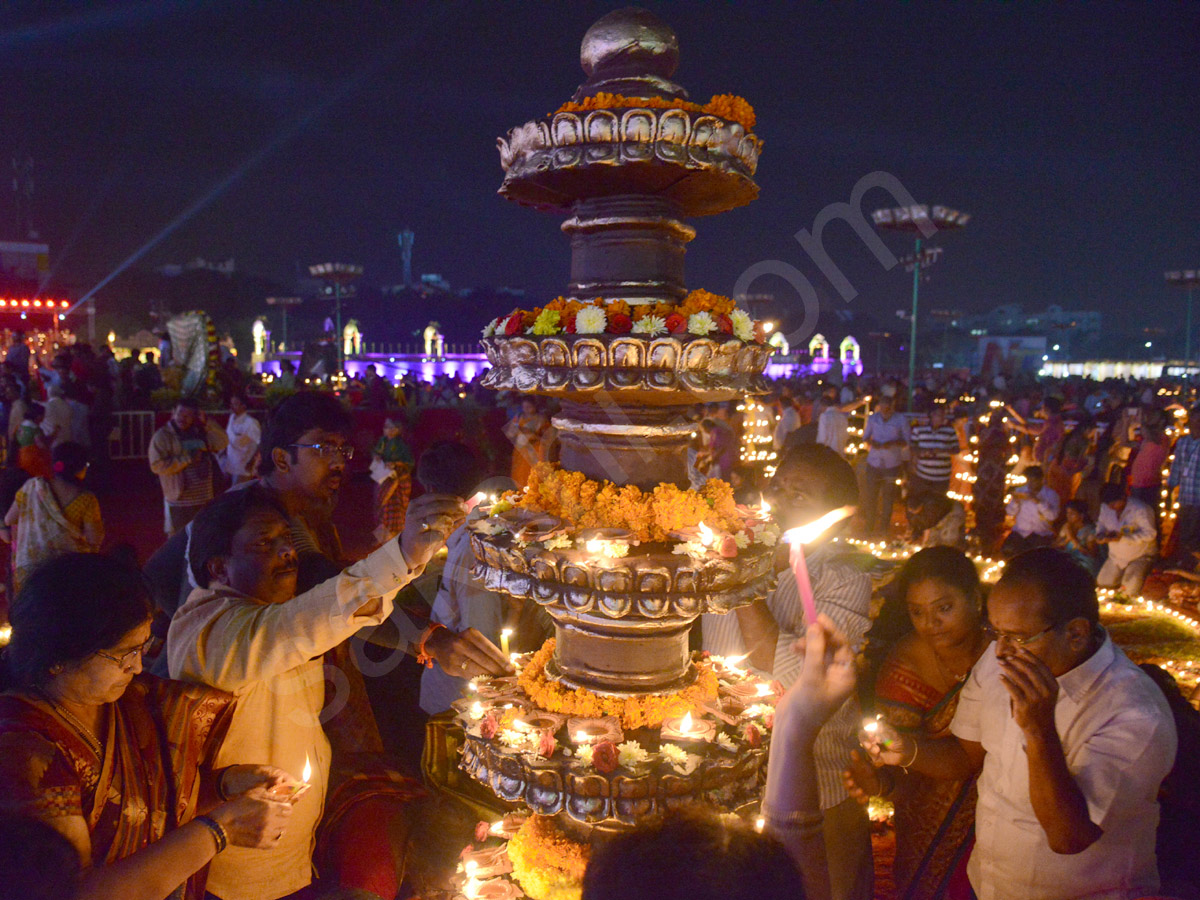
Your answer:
[474,821,491,843]
[480,712,499,740]
[715,314,734,335]
[719,534,738,558]
[536,730,558,759]
[743,723,762,748]
[592,740,619,773]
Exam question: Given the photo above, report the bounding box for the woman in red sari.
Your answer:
[0,553,294,900]
[845,547,990,900]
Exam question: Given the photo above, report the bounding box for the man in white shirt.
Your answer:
[864,549,1177,900]
[861,395,910,536]
[1001,465,1059,557]
[772,386,801,452]
[815,384,851,457]
[169,484,507,900]
[1095,483,1157,594]
[703,444,873,900]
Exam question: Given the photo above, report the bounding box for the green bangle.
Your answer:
[194,815,228,854]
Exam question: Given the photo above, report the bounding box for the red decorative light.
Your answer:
[61,300,69,308]
[20,300,29,307]
[32,300,41,308]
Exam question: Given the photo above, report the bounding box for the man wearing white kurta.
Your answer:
[167,487,474,900]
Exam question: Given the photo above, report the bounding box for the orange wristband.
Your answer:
[415,623,445,669]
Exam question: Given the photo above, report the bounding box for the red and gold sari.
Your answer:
[0,675,235,900]
[876,657,976,900]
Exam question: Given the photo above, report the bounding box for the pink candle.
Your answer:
[789,540,819,626]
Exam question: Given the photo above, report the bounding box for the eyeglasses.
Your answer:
[290,442,354,461]
[95,638,154,671]
[987,622,1059,647]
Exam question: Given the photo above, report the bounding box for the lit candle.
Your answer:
[661,711,717,742]
[781,506,856,626]
[500,628,512,658]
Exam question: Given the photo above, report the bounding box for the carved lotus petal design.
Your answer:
[540,339,570,368]
[554,113,583,146]
[562,564,590,587]
[553,146,583,167]
[512,366,541,392]
[586,110,618,143]
[621,109,656,142]
[572,339,605,368]
[658,109,691,143]
[563,587,595,613]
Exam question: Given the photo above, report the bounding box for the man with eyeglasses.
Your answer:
[863,548,1176,900]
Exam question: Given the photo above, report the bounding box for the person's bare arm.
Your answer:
[733,599,780,672]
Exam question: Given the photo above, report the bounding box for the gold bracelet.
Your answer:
[193,815,228,854]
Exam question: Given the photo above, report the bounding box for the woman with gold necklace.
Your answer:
[0,553,295,900]
[845,547,991,900]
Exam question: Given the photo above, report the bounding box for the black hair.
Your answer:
[1099,482,1126,505]
[187,484,290,588]
[257,391,353,475]
[176,396,200,411]
[1065,499,1090,519]
[415,441,481,499]
[582,811,801,900]
[998,547,1099,628]
[26,401,43,419]
[1042,396,1063,415]
[775,443,859,509]
[51,441,88,482]
[2,554,152,691]
[895,546,981,609]
[1024,465,1044,481]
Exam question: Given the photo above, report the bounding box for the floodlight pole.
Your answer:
[908,237,921,410]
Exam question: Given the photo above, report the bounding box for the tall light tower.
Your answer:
[398,229,415,288]
[872,205,970,408]
[308,262,363,373]
[1166,269,1200,376]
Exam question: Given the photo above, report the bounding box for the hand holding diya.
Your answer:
[660,711,718,743]
[858,714,901,754]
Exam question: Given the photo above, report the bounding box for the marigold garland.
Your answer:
[507,814,590,900]
[517,462,743,544]
[518,639,719,730]
[555,92,756,131]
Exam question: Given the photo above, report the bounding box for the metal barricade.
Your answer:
[108,410,157,460]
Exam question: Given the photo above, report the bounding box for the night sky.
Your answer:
[3,1,1198,338]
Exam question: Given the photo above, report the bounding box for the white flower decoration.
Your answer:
[716,733,737,751]
[733,532,750,549]
[687,311,718,336]
[743,704,773,721]
[632,315,667,336]
[672,540,707,558]
[659,743,688,766]
[730,309,755,342]
[617,740,650,768]
[482,317,501,338]
[575,307,607,334]
[542,534,573,551]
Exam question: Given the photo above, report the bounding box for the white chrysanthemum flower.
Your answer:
[542,533,573,551]
[687,311,718,336]
[733,532,750,549]
[575,307,607,334]
[730,309,755,341]
[576,744,594,767]
[659,743,688,766]
[617,740,650,768]
[482,317,501,338]
[672,540,707,558]
[499,729,527,749]
[755,524,780,547]
[632,315,667,336]
[743,704,772,721]
[716,733,737,751]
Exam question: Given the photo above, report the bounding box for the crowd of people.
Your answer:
[0,349,1198,900]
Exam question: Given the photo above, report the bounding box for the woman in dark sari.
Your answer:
[846,547,990,900]
[0,553,294,900]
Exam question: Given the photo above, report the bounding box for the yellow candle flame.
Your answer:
[301,754,312,783]
[697,522,714,546]
[782,505,856,546]
[585,538,603,554]
[680,711,693,733]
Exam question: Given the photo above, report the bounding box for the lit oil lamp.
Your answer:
[661,711,717,743]
[500,628,512,658]
[567,716,623,746]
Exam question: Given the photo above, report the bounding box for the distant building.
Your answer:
[0,240,49,281]
[157,257,236,277]
[961,303,1101,337]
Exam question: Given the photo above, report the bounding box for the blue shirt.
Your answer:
[864,412,910,470]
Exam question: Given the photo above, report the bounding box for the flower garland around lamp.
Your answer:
[507,461,761,547]
[506,814,591,900]
[519,639,720,730]
[481,290,764,343]
[554,91,757,131]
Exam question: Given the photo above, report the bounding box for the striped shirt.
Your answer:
[909,423,959,481]
[702,547,872,808]
[1168,434,1200,506]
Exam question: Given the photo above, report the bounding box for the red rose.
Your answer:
[716,314,734,335]
[753,322,767,344]
[743,723,762,748]
[666,313,687,334]
[719,534,738,558]
[592,740,619,773]
[608,313,633,334]
[536,730,558,759]
[763,710,775,730]
[564,313,577,334]
[474,821,491,843]
[480,712,499,740]
[504,312,524,336]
